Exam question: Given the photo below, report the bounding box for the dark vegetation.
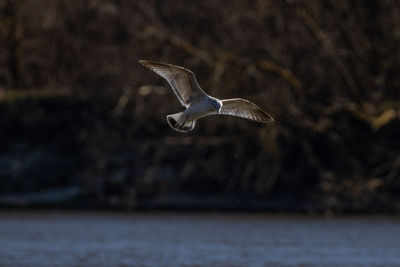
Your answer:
[0,0,399,213]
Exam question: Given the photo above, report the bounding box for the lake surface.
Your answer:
[0,212,399,266]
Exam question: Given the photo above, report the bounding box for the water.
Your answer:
[0,212,399,266]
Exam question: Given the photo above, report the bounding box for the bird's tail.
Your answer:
[167,112,196,133]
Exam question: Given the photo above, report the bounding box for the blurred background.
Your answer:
[1,0,400,213]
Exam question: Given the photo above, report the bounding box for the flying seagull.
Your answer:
[139,60,274,132]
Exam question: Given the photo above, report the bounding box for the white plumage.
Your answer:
[139,60,274,132]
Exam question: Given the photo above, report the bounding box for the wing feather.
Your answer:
[220,98,274,123]
[139,60,207,107]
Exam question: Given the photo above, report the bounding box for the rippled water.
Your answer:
[0,212,400,266]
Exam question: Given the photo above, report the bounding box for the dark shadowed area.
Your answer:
[1,0,400,213]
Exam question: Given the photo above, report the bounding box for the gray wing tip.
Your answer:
[248,100,275,123]
[139,60,194,74]
[138,59,153,68]
[255,114,274,124]
[138,59,164,68]
[138,60,150,70]
[138,59,171,67]
[260,110,275,123]
[267,117,275,123]
[138,60,171,73]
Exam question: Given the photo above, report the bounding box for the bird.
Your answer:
[138,60,274,132]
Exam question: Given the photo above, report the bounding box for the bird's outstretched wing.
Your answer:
[139,60,207,107]
[220,98,274,123]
